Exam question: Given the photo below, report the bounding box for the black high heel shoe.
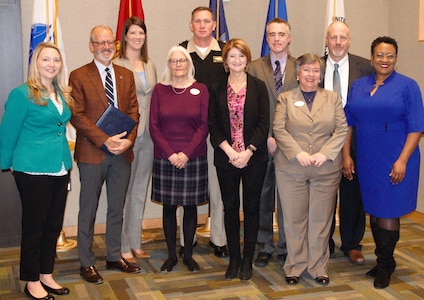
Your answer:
[285,276,300,285]
[24,284,54,300]
[40,281,70,295]
[315,276,330,285]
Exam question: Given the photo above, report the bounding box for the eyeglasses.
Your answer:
[169,58,188,65]
[375,53,396,61]
[91,40,115,47]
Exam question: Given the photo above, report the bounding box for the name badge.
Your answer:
[190,88,200,95]
[213,56,223,63]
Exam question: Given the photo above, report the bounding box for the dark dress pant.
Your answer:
[216,162,267,258]
[256,155,286,255]
[13,171,70,281]
[329,128,365,255]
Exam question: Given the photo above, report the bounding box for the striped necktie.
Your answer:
[105,67,115,106]
[274,61,284,96]
[333,63,341,98]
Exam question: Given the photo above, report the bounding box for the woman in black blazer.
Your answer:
[208,38,269,281]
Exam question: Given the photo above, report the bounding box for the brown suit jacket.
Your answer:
[273,87,347,175]
[70,60,139,164]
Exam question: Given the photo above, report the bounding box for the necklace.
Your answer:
[130,59,144,72]
[172,86,187,95]
[228,76,247,94]
[302,91,316,104]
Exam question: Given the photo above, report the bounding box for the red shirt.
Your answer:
[149,82,209,159]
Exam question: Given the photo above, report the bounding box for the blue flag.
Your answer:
[261,0,288,56]
[209,0,230,42]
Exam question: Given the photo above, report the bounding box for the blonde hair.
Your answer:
[160,45,196,85]
[27,42,73,109]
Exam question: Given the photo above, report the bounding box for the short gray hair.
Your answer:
[294,53,325,82]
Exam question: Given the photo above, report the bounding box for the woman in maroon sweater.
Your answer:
[149,45,209,273]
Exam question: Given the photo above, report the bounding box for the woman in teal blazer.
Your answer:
[0,42,72,299]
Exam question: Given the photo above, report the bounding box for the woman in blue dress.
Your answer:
[344,36,424,289]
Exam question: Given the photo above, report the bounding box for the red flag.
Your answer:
[116,0,145,42]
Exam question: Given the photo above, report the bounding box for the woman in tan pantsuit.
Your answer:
[113,16,157,264]
[273,53,347,286]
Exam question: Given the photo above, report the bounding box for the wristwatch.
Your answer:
[247,145,256,153]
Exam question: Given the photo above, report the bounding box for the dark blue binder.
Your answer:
[96,105,137,156]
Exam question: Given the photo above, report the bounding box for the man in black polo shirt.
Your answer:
[178,6,228,258]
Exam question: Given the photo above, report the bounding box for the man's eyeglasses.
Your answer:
[169,58,188,65]
[91,40,115,47]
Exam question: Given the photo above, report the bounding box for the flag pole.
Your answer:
[216,0,220,40]
[333,0,336,22]
[45,0,51,42]
[276,0,278,17]
[53,0,59,46]
[129,0,132,16]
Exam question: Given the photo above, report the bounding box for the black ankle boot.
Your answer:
[374,269,391,289]
[366,265,378,277]
[225,258,241,280]
[239,258,253,281]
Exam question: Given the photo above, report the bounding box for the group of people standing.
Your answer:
[0,5,423,300]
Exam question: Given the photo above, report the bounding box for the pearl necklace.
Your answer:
[171,86,187,95]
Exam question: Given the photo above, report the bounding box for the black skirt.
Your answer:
[151,156,208,206]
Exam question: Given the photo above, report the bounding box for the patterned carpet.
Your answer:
[1,214,424,300]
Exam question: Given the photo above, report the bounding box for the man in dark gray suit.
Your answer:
[324,21,373,263]
[248,18,298,267]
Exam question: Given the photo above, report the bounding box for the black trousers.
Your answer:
[216,162,267,258]
[13,171,70,281]
[329,129,365,255]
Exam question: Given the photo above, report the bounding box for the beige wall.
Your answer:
[18,0,424,229]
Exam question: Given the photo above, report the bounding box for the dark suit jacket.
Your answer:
[321,53,373,91]
[321,53,373,158]
[248,54,298,136]
[70,61,139,164]
[208,73,270,169]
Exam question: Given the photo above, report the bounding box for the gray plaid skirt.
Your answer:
[151,156,208,205]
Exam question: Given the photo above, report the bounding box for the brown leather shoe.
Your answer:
[121,253,136,264]
[106,258,141,273]
[80,266,104,284]
[131,248,150,259]
[348,250,365,264]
